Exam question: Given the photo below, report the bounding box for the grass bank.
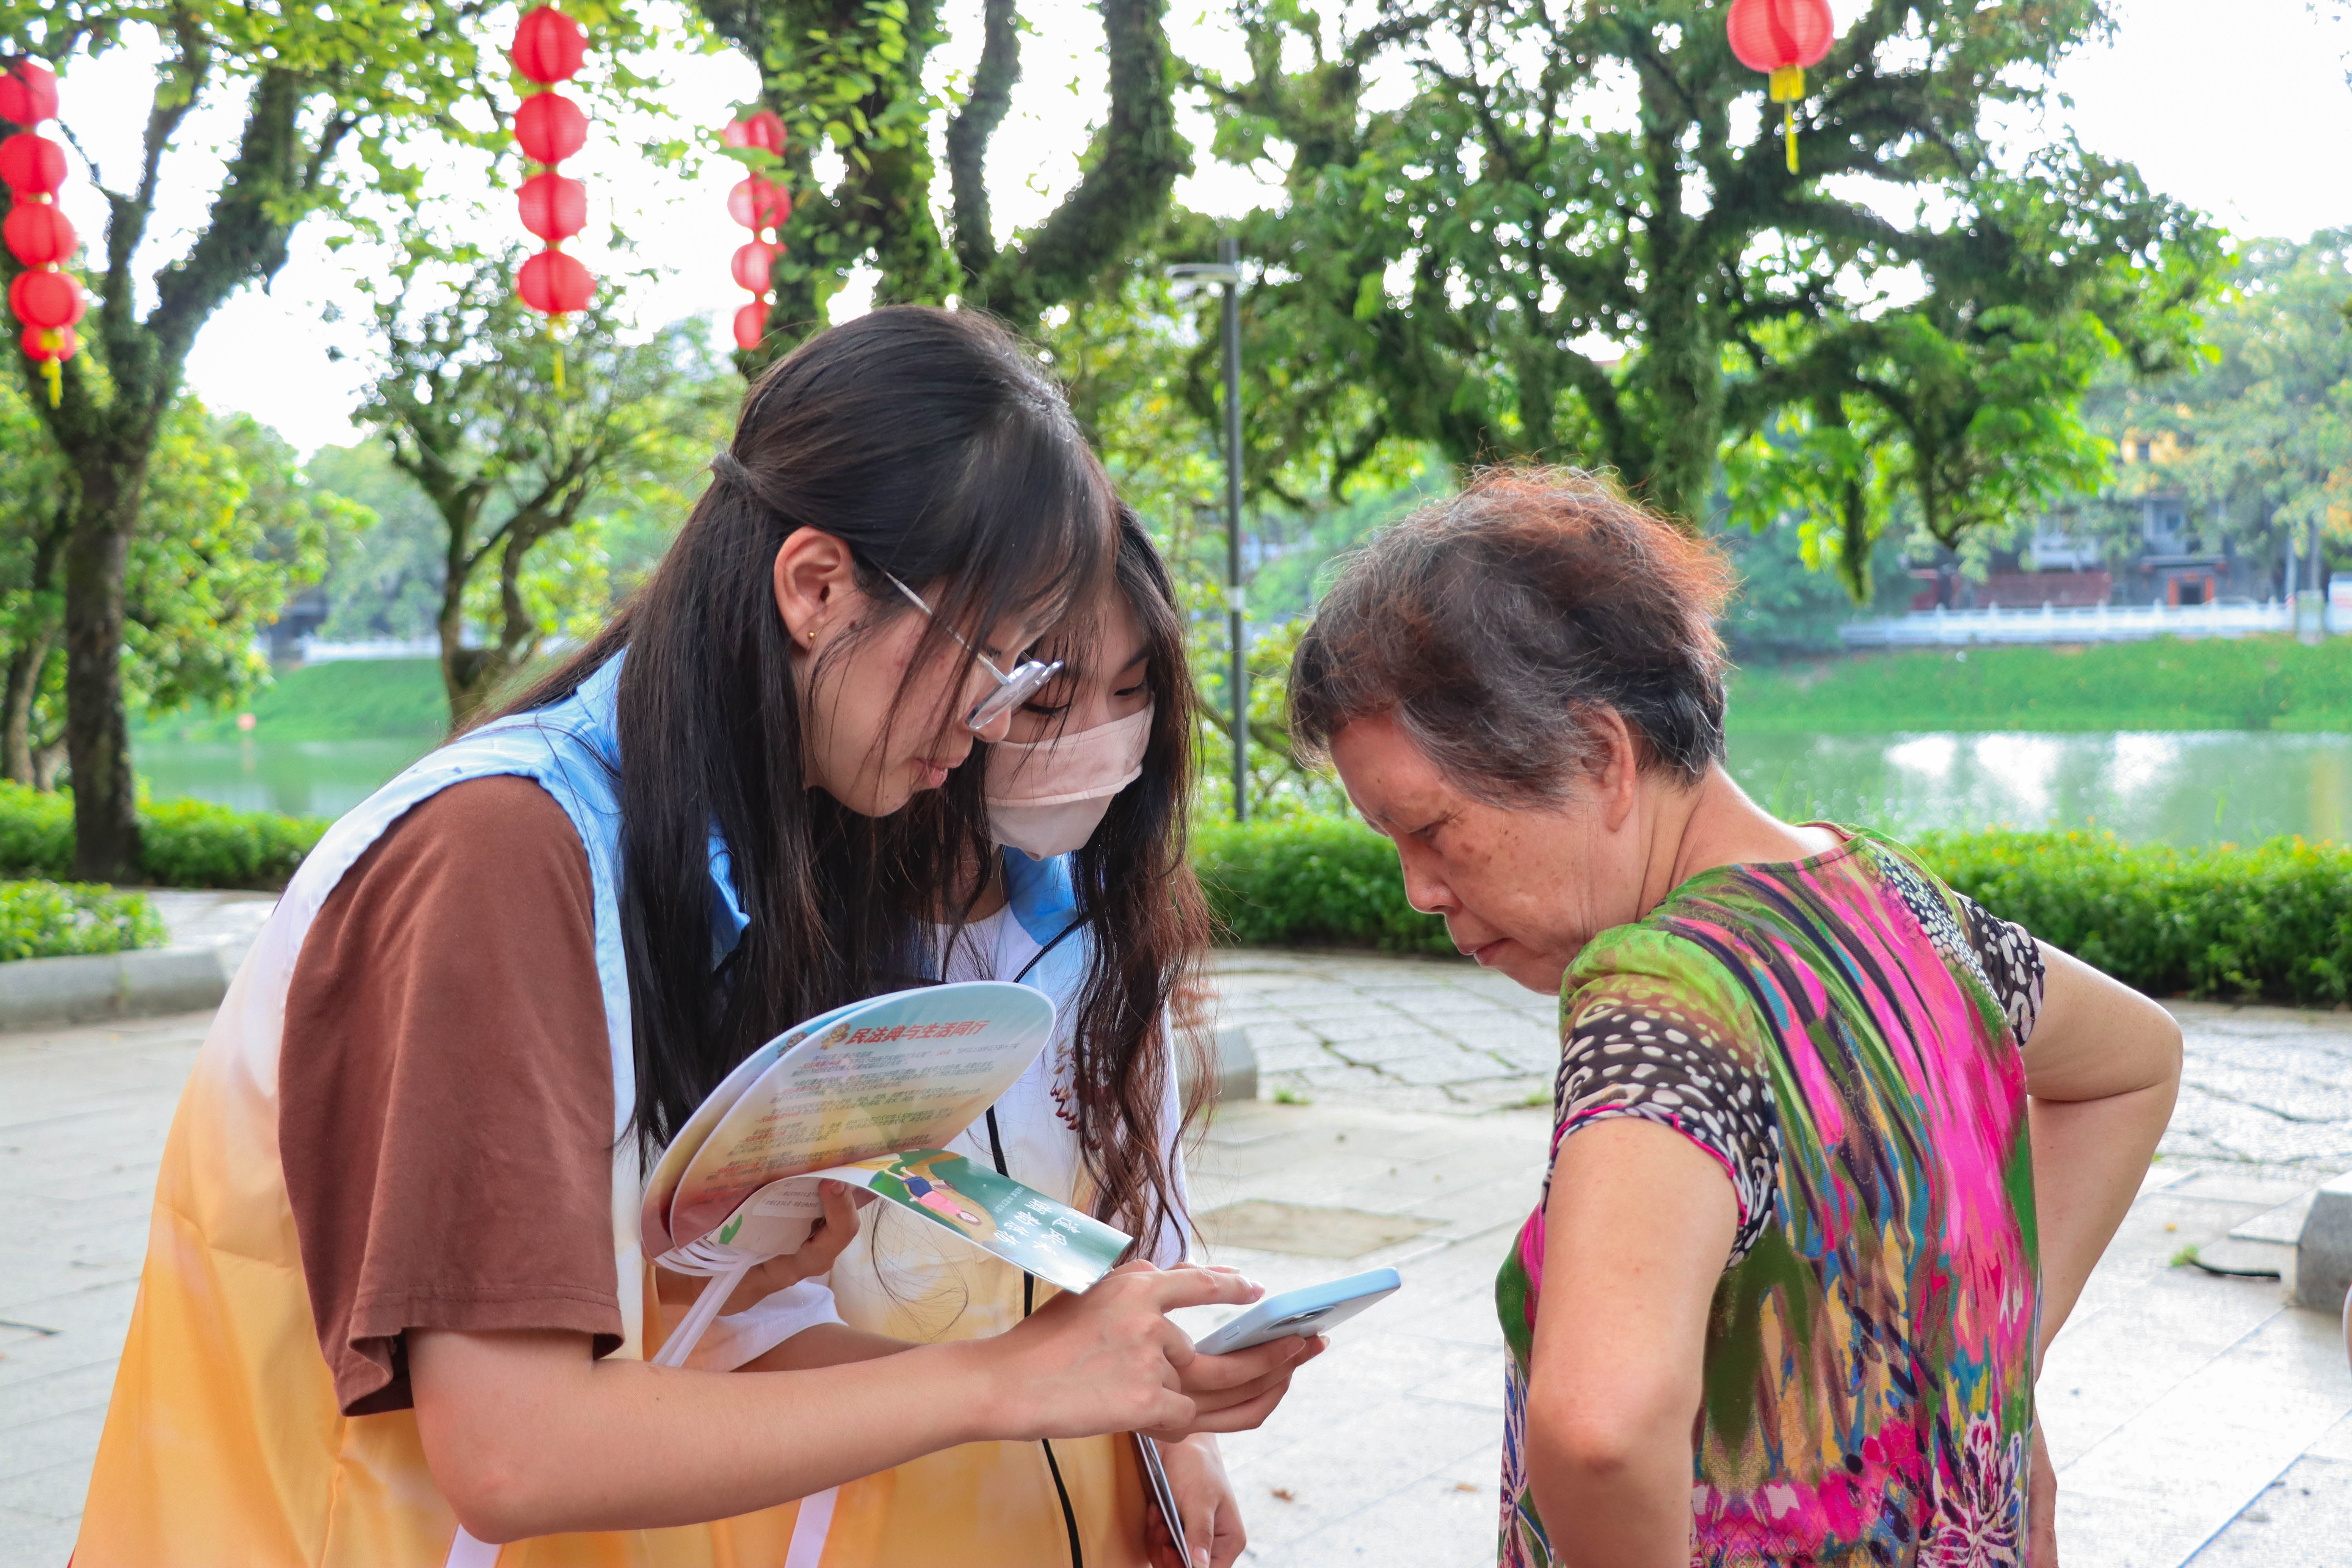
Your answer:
[139,658,450,744]
[1196,814,2352,1005]
[134,636,2352,748]
[1727,635,2352,733]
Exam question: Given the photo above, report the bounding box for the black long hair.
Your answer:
[494,307,1114,1156]
[1010,508,1212,1259]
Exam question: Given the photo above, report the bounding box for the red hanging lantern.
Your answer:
[726,176,790,233]
[0,131,65,196]
[21,322,72,360]
[732,300,771,353]
[513,91,588,168]
[2,63,76,406]
[722,111,789,354]
[518,249,594,316]
[509,7,592,388]
[722,110,786,158]
[730,240,780,295]
[1726,0,1835,175]
[513,6,587,85]
[3,201,73,266]
[0,60,58,128]
[9,269,81,331]
[517,171,586,244]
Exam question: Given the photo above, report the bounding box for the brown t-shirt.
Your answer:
[281,775,624,1416]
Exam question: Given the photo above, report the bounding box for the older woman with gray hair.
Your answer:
[1289,470,2181,1568]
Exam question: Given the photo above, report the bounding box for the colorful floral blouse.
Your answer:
[1497,830,2046,1568]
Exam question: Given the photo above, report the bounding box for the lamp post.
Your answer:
[1167,237,1248,822]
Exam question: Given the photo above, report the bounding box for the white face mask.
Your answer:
[984,706,1154,860]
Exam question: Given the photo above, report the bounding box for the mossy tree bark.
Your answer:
[1194,0,2225,571]
[356,251,723,728]
[697,0,1185,361]
[0,7,495,877]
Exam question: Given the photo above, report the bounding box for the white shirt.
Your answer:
[691,906,1191,1368]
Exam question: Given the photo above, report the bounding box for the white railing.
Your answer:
[1840,599,2305,647]
[295,636,446,662]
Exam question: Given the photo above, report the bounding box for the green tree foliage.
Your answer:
[0,376,347,788]
[352,247,734,723]
[2112,230,2352,573]
[1191,0,2223,592]
[0,2,657,876]
[304,443,449,641]
[696,0,1185,357]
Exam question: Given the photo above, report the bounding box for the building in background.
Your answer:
[1910,429,2276,611]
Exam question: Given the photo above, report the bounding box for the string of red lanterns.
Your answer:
[511,5,593,388]
[721,110,788,352]
[1726,0,1835,176]
[1,60,80,407]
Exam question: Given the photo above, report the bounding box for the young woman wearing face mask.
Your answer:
[73,311,1308,1568]
[681,510,1297,1568]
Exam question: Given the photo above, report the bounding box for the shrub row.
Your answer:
[0,879,167,963]
[1194,817,1455,956]
[5,780,2345,1003]
[0,782,327,890]
[1913,829,2352,1005]
[1196,814,2352,1005]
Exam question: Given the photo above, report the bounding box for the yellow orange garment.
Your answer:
[705,902,1160,1566]
[74,674,1147,1565]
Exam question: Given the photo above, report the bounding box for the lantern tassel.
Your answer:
[42,358,60,407]
[1769,65,1805,176]
[548,313,565,394]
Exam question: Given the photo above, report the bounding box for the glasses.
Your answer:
[882,573,1063,733]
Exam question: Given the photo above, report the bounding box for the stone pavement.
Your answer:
[1213,949,2352,1179]
[3,945,2350,1564]
[1197,951,2352,1565]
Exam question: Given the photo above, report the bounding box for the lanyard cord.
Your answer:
[986,913,1088,1568]
[985,1103,1084,1567]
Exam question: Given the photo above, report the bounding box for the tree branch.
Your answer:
[945,0,1019,286]
[967,0,1184,320]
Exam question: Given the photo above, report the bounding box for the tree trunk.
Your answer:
[62,459,144,881]
[436,577,486,728]
[3,629,55,786]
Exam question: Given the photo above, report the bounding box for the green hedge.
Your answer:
[1196,814,2352,1004]
[0,879,167,962]
[1195,817,1455,956]
[1915,829,2352,1005]
[0,783,326,890]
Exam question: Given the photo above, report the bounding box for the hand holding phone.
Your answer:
[1191,1267,1402,1356]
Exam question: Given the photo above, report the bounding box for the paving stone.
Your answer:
[11,962,2352,1565]
[2191,1454,2352,1563]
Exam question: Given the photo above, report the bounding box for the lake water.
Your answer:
[132,730,2352,848]
[136,737,437,821]
[1728,731,2351,846]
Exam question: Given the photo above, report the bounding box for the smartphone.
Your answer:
[1191,1267,1402,1355]
[1134,1432,1188,1563]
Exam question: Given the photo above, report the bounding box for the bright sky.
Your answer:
[53,0,2352,456]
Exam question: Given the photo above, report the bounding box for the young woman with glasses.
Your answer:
[76,309,1307,1567]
